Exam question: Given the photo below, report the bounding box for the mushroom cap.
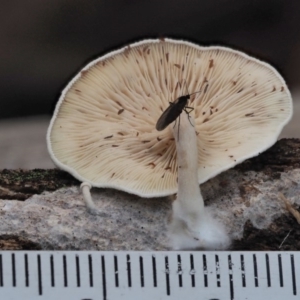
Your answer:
[47,38,293,197]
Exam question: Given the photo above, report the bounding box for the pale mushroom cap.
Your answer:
[47,38,293,197]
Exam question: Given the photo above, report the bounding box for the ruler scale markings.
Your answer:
[265,254,271,287]
[0,251,300,299]
[215,255,221,287]
[0,254,3,287]
[37,254,42,295]
[88,254,93,287]
[12,253,16,287]
[228,255,234,300]
[240,254,246,287]
[165,256,170,295]
[291,254,297,295]
[139,256,144,287]
[24,254,29,287]
[75,255,80,287]
[114,255,119,287]
[50,255,55,287]
[177,254,183,287]
[278,254,284,287]
[63,255,68,287]
[101,255,107,300]
[190,254,195,287]
[152,255,157,287]
[253,254,258,287]
[126,254,132,287]
[203,254,208,287]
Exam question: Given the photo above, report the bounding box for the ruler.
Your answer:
[0,251,298,300]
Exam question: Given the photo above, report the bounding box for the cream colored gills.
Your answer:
[48,38,292,198]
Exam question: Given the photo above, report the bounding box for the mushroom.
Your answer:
[47,38,292,248]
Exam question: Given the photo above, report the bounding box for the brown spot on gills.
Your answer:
[111,173,115,178]
[112,145,119,147]
[165,167,171,170]
[174,64,180,69]
[147,162,156,168]
[204,84,209,93]
[182,65,185,72]
[166,53,169,62]
[118,109,124,115]
[142,140,150,143]
[104,135,113,139]
[117,132,124,136]
[272,86,276,92]
[157,137,162,141]
[245,113,254,117]
[281,86,284,92]
[237,88,243,93]
[209,59,214,68]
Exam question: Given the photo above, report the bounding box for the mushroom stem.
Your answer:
[80,182,96,212]
[169,112,230,250]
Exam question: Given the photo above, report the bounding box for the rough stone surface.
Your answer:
[0,139,299,251]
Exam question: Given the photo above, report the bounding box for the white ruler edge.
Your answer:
[0,250,298,300]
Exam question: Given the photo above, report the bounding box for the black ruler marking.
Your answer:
[253,254,258,287]
[37,254,42,295]
[76,255,80,287]
[11,253,16,287]
[215,255,221,287]
[114,255,119,287]
[190,254,195,287]
[50,255,55,287]
[63,255,68,287]
[265,254,271,287]
[139,256,144,287]
[24,254,29,287]
[88,254,93,287]
[127,254,132,287]
[240,254,246,287]
[228,255,234,300]
[152,255,157,287]
[291,254,297,296]
[165,256,170,296]
[101,255,107,300]
[203,254,208,287]
[177,254,183,287]
[278,254,284,287]
[0,254,3,287]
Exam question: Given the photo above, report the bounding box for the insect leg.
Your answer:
[173,118,177,128]
[184,106,194,127]
[178,114,180,140]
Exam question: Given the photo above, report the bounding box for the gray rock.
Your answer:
[0,166,299,250]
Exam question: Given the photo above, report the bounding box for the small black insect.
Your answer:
[156,91,201,131]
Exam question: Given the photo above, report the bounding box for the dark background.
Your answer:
[1,0,300,119]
